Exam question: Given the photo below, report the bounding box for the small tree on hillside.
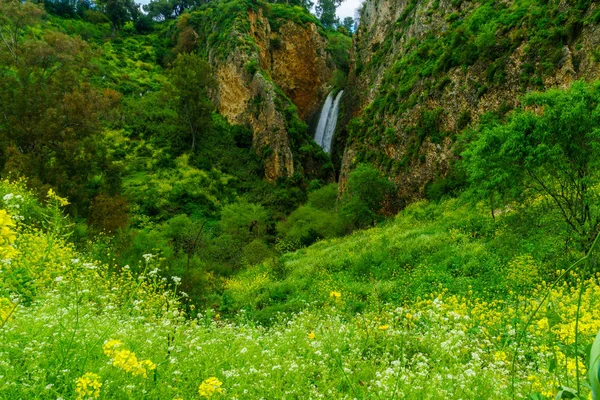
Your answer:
[102,0,131,34]
[219,201,269,244]
[340,163,395,230]
[342,16,355,33]
[316,0,343,28]
[166,53,216,152]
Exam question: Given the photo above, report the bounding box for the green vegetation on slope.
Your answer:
[348,0,600,177]
[0,0,356,309]
[224,195,575,321]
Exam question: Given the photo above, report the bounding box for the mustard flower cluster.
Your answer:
[103,339,157,378]
[46,188,69,207]
[0,297,15,323]
[0,209,17,260]
[75,372,102,400]
[198,377,223,398]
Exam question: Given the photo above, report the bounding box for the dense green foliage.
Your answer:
[0,0,335,305]
[463,81,600,246]
[0,0,120,214]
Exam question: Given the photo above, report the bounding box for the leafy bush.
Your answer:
[266,3,321,32]
[340,163,395,230]
[463,81,600,246]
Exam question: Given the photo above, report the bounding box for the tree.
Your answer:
[42,0,92,18]
[104,0,131,34]
[0,0,43,63]
[315,0,342,28]
[297,0,313,10]
[166,53,216,151]
[463,81,600,245]
[144,0,201,20]
[144,0,176,20]
[93,0,135,33]
[339,163,394,230]
[277,183,341,247]
[342,16,355,33]
[219,200,269,244]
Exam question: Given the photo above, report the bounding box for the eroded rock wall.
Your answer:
[343,0,600,203]
[191,6,334,181]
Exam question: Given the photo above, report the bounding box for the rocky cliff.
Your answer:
[185,1,335,181]
[342,0,600,204]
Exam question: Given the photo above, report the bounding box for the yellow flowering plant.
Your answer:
[46,188,70,207]
[75,372,102,400]
[103,339,157,378]
[198,377,223,398]
[0,209,17,260]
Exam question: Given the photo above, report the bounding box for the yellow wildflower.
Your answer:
[47,188,70,207]
[103,339,124,357]
[0,209,17,260]
[378,325,389,330]
[103,339,156,378]
[329,291,341,299]
[0,298,15,324]
[75,372,102,400]
[198,377,223,398]
[493,351,508,363]
[536,317,549,331]
[308,331,316,339]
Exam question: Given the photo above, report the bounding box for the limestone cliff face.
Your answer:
[267,20,332,120]
[342,0,600,203]
[188,5,333,181]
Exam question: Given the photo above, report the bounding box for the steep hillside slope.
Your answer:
[342,0,600,202]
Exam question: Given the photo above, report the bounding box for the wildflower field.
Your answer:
[1,179,600,399]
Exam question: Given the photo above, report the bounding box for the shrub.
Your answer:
[340,163,395,229]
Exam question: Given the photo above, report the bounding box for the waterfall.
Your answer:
[314,92,334,149]
[321,90,344,153]
[313,90,344,153]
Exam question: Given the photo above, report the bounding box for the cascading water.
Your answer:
[313,90,344,153]
[314,92,334,149]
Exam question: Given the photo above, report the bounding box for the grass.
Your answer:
[223,197,575,320]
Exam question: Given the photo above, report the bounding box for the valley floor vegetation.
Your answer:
[2,177,600,399]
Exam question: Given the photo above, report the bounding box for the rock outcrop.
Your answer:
[187,3,334,181]
[268,20,332,120]
[342,0,600,203]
